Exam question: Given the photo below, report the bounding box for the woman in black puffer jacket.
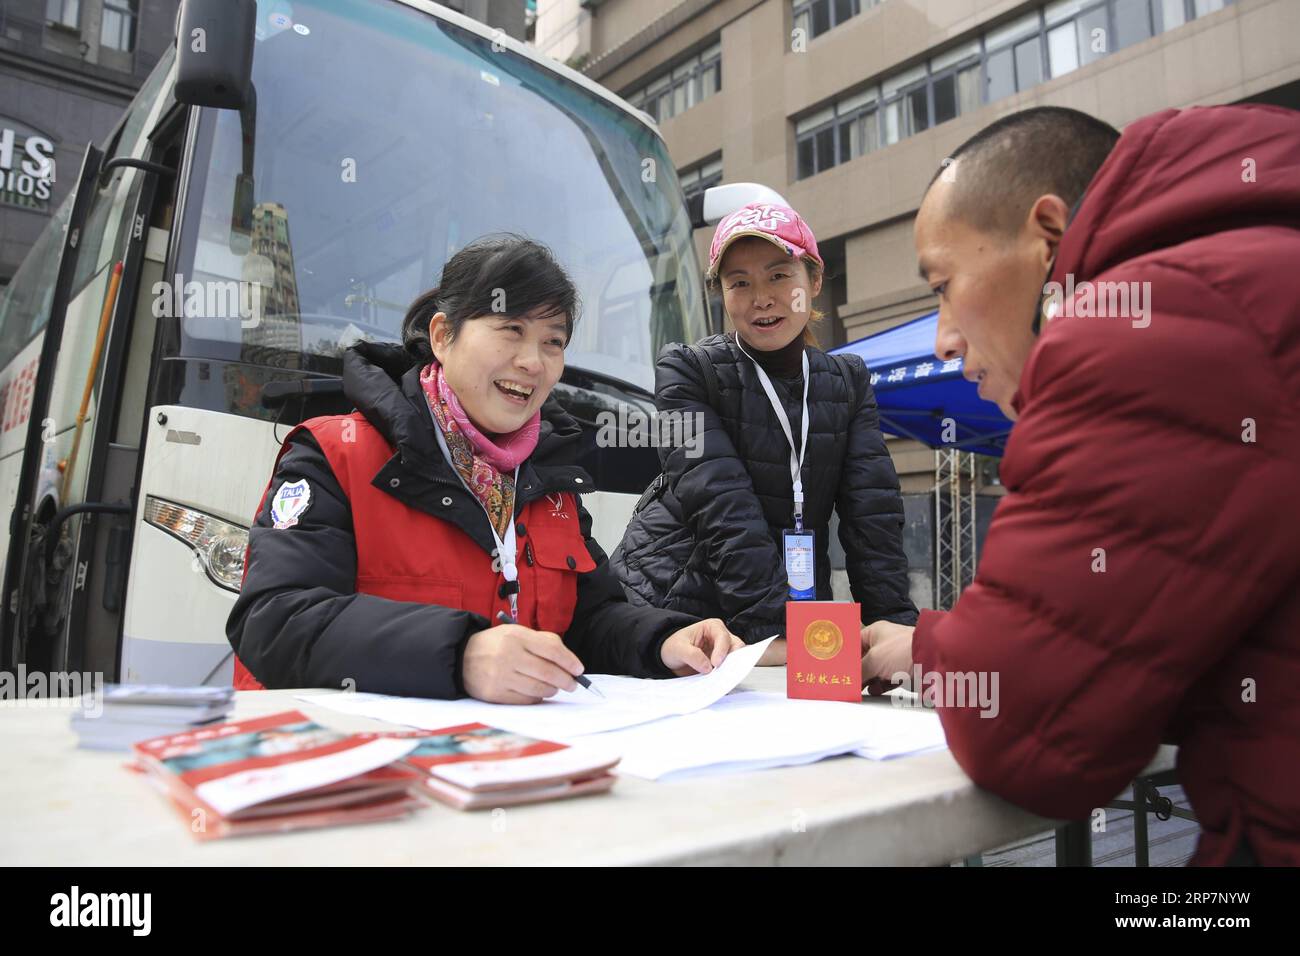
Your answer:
[611,202,917,662]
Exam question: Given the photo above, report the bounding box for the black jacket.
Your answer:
[227,342,697,697]
[611,333,917,641]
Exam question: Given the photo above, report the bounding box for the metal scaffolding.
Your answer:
[934,448,978,610]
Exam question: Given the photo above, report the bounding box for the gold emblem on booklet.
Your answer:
[803,620,843,661]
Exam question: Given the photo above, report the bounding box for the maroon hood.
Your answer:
[1053,104,1300,285]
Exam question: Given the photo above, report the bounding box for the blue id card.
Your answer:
[783,529,815,601]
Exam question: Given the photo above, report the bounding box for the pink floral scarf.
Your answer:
[420,361,540,537]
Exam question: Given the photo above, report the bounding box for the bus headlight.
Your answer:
[144,497,249,592]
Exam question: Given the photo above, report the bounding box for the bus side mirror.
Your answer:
[174,0,256,110]
[692,183,792,229]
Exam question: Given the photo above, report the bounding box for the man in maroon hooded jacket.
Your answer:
[864,105,1300,865]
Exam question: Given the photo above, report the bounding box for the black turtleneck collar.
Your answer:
[737,332,806,379]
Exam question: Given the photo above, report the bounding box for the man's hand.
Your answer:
[861,620,916,695]
[661,618,744,676]
[757,638,787,666]
[462,624,585,704]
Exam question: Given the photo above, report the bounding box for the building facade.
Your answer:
[0,0,184,285]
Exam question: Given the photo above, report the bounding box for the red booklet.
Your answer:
[786,601,863,702]
[131,710,425,840]
[358,724,620,810]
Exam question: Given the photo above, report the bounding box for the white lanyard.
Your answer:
[431,421,520,621]
[733,333,810,532]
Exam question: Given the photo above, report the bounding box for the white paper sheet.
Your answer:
[298,637,775,741]
[598,692,947,780]
[852,697,949,760]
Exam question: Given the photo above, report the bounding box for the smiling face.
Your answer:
[719,237,823,351]
[914,167,1064,420]
[429,306,568,435]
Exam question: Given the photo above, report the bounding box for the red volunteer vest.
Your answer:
[233,413,596,690]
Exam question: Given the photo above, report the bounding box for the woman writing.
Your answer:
[228,235,741,702]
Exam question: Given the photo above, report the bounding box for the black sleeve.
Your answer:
[226,429,490,697]
[563,498,699,678]
[834,357,920,626]
[654,344,789,642]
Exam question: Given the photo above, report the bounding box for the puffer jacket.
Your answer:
[912,105,1300,865]
[611,332,917,641]
[227,342,699,697]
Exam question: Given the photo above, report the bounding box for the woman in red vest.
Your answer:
[227,235,741,702]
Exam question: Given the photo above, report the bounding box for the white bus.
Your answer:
[0,0,778,687]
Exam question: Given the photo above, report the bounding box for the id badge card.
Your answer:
[783,529,816,601]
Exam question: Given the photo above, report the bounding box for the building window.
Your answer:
[1045,0,1230,81]
[795,85,880,179]
[793,0,1233,179]
[679,156,723,202]
[792,0,880,43]
[45,0,80,29]
[101,0,137,52]
[626,41,721,123]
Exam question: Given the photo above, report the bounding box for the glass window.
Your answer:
[834,0,857,25]
[795,106,836,136]
[933,72,959,125]
[811,0,831,37]
[1014,36,1043,89]
[931,39,981,72]
[882,64,927,98]
[1114,0,1154,50]
[1048,22,1080,76]
[814,126,835,172]
[1045,0,1088,26]
[985,11,1040,48]
[793,8,810,39]
[101,0,136,52]
[905,86,928,137]
[1078,5,1110,65]
[957,64,981,114]
[1194,0,1226,16]
[881,99,901,145]
[797,136,816,179]
[850,111,878,157]
[0,192,73,371]
[1158,0,1187,30]
[838,87,877,114]
[838,118,853,164]
[176,0,708,394]
[985,47,1015,102]
[46,0,80,29]
[699,62,718,98]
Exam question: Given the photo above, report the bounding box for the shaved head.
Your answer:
[929,106,1120,235]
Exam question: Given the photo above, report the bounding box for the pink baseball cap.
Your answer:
[706,201,823,280]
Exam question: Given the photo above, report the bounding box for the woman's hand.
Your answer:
[462,623,585,704]
[757,638,787,666]
[660,619,744,676]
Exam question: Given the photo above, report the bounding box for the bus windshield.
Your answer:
[172,0,707,398]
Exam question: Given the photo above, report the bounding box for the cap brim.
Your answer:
[707,230,798,279]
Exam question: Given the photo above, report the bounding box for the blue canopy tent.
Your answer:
[832,311,1013,457]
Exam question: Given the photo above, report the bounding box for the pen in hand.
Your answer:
[497,611,605,699]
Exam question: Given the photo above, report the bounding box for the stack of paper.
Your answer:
[72,685,236,751]
[132,710,424,840]
[301,636,948,783]
[365,724,621,809]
